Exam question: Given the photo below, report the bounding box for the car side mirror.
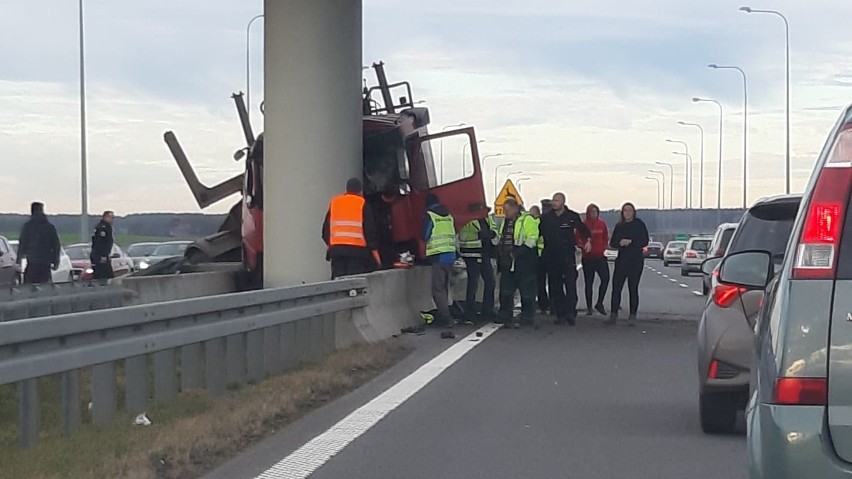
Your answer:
[700,257,722,276]
[717,250,773,290]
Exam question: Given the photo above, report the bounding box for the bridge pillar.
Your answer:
[263,0,363,287]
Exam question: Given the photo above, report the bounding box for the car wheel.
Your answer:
[700,392,737,434]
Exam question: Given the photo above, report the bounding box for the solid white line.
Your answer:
[693,291,703,296]
[255,323,502,479]
[679,283,689,288]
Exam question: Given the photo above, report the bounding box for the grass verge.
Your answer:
[0,340,410,479]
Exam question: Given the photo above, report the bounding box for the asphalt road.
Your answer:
[210,260,746,479]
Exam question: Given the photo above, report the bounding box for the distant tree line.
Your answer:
[0,213,227,238]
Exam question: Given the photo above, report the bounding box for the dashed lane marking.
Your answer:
[679,283,689,288]
[254,323,502,479]
[693,291,704,296]
[669,279,678,283]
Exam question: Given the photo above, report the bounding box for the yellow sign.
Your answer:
[494,179,524,217]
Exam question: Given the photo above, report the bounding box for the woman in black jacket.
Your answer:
[607,202,649,326]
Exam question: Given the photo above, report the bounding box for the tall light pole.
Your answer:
[694,98,724,209]
[678,121,705,208]
[709,64,749,208]
[462,139,486,176]
[439,123,465,183]
[671,151,693,209]
[246,14,264,126]
[494,162,514,196]
[741,6,790,194]
[655,161,675,209]
[78,0,89,242]
[649,170,666,210]
[645,177,662,210]
[666,139,691,208]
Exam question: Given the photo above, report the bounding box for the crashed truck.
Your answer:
[141,62,489,288]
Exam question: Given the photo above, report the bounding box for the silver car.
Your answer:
[681,236,712,276]
[742,106,852,477]
[663,240,687,267]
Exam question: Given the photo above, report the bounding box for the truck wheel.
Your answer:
[700,392,737,434]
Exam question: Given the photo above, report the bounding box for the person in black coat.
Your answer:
[16,202,61,284]
[607,202,649,326]
[91,211,116,281]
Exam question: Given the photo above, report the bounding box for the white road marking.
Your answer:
[255,323,502,479]
[577,264,582,271]
[662,274,669,279]
[656,272,662,275]
[679,283,689,288]
[693,291,704,296]
[669,279,678,283]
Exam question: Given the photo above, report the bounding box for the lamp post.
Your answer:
[671,151,693,209]
[439,123,465,183]
[78,0,89,242]
[655,161,675,209]
[649,170,666,210]
[740,6,790,194]
[462,139,486,176]
[678,121,705,208]
[693,98,724,209]
[494,163,514,196]
[709,64,748,208]
[645,177,662,210]
[667,139,691,208]
[246,14,264,126]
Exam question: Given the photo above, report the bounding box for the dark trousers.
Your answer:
[431,263,454,326]
[24,263,52,284]
[547,254,579,322]
[611,259,643,316]
[92,261,114,281]
[499,266,536,325]
[537,256,549,312]
[582,257,610,309]
[330,256,373,280]
[462,256,495,319]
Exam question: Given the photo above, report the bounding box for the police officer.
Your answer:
[91,211,115,281]
[457,208,497,323]
[496,198,539,329]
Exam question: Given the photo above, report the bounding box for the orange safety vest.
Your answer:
[329,193,367,247]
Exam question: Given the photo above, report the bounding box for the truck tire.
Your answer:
[700,392,737,434]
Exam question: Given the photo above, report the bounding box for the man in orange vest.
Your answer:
[322,178,381,279]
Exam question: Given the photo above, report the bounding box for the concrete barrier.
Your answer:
[115,271,239,305]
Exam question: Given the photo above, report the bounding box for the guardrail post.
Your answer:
[60,370,82,436]
[125,356,149,413]
[180,344,202,390]
[263,325,283,376]
[246,329,264,383]
[281,322,298,371]
[91,362,117,426]
[322,313,336,355]
[310,316,324,362]
[205,338,226,396]
[226,334,247,387]
[153,349,177,403]
[18,379,39,447]
[295,320,310,364]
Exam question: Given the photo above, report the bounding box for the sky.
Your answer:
[1,0,851,215]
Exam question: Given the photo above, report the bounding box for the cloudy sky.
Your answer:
[1,0,850,215]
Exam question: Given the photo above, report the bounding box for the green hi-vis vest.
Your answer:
[458,220,483,258]
[497,212,539,250]
[426,211,456,257]
[532,217,545,256]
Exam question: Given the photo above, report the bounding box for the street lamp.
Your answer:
[693,97,724,209]
[678,121,705,208]
[671,151,693,209]
[655,161,675,209]
[246,14,264,126]
[78,0,89,242]
[709,64,749,208]
[666,139,691,208]
[649,170,666,210]
[741,6,790,194]
[645,177,662,210]
[462,139,486,176]
[439,123,466,183]
[494,163,514,195]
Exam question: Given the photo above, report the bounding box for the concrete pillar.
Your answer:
[263,0,363,287]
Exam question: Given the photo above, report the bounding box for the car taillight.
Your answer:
[793,127,852,279]
[715,247,725,256]
[713,283,744,308]
[708,360,719,379]
[685,251,697,258]
[773,378,827,406]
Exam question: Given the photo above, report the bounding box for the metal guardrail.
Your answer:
[0,277,368,447]
[0,283,134,322]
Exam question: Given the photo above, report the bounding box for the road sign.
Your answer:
[675,233,690,241]
[494,179,524,217]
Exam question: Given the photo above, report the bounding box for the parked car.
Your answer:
[66,243,134,281]
[127,242,161,270]
[696,194,801,434]
[8,239,74,283]
[0,235,19,286]
[604,247,618,262]
[680,236,712,276]
[742,109,851,477]
[644,241,664,259]
[701,223,739,295]
[138,241,193,270]
[663,241,687,267]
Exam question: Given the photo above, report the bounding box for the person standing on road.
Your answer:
[577,203,610,316]
[423,193,457,328]
[16,202,61,284]
[322,178,382,279]
[529,205,549,314]
[458,208,497,323]
[496,199,539,329]
[608,202,650,326]
[91,211,116,281]
[540,193,591,326]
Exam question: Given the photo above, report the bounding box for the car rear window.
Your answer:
[728,200,800,259]
[690,240,711,252]
[719,228,735,250]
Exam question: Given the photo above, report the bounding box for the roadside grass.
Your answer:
[0,340,410,479]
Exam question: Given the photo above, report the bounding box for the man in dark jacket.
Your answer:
[539,193,591,325]
[91,211,115,281]
[16,202,61,284]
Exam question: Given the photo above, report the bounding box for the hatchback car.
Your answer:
[644,241,664,259]
[66,243,134,281]
[663,240,687,267]
[701,223,739,294]
[138,241,193,270]
[742,108,852,478]
[681,236,712,276]
[127,242,161,270]
[696,194,801,434]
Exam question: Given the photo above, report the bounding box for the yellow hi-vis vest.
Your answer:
[426,211,456,257]
[532,217,545,256]
[496,212,539,250]
[458,220,483,258]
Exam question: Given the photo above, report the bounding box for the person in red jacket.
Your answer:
[577,203,610,316]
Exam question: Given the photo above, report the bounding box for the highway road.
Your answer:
[209,259,746,479]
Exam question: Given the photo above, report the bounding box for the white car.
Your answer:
[10,240,75,283]
[681,236,713,276]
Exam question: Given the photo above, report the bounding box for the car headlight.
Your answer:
[84,268,94,274]
[139,261,149,270]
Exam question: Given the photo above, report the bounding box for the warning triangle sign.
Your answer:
[494,179,524,218]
